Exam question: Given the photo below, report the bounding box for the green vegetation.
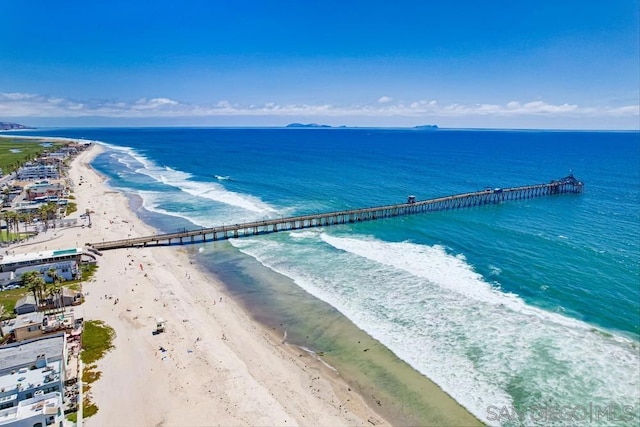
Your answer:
[81,263,98,281]
[81,320,115,365]
[0,288,28,320]
[79,320,115,419]
[21,271,46,313]
[0,138,66,175]
[1,210,37,242]
[0,231,30,243]
[66,202,77,216]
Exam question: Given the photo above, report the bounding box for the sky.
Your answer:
[1,0,639,129]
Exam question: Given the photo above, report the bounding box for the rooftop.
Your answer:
[0,360,62,398]
[0,248,82,265]
[3,311,44,330]
[2,310,78,336]
[14,295,37,308]
[0,392,62,425]
[0,334,64,376]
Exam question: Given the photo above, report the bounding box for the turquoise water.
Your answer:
[8,128,640,424]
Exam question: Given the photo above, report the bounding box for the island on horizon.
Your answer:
[286,122,334,128]
[413,124,439,130]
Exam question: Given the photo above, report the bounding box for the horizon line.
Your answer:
[1,125,639,133]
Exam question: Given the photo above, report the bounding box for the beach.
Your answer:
[24,143,393,426]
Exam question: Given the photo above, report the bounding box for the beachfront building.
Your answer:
[43,288,81,309]
[24,182,65,202]
[14,261,80,283]
[0,249,83,274]
[1,310,81,342]
[12,202,48,217]
[41,152,69,163]
[47,288,80,308]
[0,391,64,427]
[15,165,60,182]
[0,334,67,411]
[2,312,47,342]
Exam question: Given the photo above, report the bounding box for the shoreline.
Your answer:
[6,138,480,425]
[199,245,482,426]
[57,143,392,425]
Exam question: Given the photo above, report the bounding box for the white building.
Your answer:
[14,261,80,283]
[16,165,59,182]
[0,249,83,273]
[0,391,64,427]
[0,334,67,412]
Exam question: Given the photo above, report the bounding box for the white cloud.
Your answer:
[0,92,637,126]
[132,97,181,110]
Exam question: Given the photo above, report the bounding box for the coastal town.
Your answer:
[0,138,92,427]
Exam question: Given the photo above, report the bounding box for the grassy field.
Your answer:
[0,138,66,175]
[0,232,31,243]
[0,287,29,319]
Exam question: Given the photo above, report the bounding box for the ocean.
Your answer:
[8,127,640,425]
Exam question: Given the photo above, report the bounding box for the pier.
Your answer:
[87,175,583,251]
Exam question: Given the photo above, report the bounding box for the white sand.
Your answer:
[16,144,388,426]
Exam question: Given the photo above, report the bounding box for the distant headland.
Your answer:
[0,121,35,130]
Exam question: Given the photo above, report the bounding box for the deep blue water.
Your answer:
[7,127,640,424]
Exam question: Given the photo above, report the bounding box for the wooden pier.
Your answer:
[87,175,583,251]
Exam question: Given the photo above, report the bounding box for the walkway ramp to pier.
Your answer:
[87,175,583,251]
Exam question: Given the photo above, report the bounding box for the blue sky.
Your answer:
[1,1,638,129]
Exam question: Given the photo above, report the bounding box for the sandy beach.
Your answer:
[12,143,391,426]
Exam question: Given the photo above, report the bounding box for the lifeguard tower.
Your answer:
[155,317,166,334]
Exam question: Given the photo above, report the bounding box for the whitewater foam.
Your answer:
[100,143,279,216]
[229,233,640,425]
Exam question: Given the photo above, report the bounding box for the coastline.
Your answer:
[6,139,480,425]
[72,144,391,425]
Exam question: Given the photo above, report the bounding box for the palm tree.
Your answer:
[45,202,58,225]
[1,210,10,241]
[19,212,31,237]
[46,268,63,312]
[37,205,49,231]
[10,211,20,237]
[22,271,46,311]
[3,211,17,241]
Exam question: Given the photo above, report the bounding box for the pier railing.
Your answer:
[87,175,583,250]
